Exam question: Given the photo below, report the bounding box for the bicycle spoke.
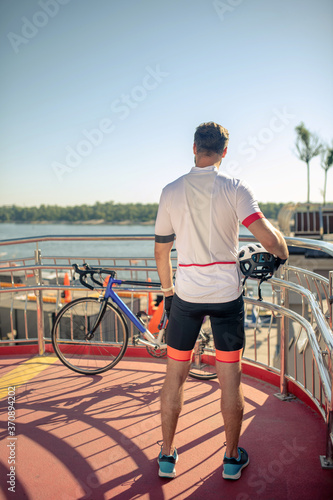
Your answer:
[52,298,128,374]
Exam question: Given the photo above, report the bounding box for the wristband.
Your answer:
[160,285,174,292]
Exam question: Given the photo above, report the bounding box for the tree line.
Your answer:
[0,202,158,223]
[295,123,332,204]
[0,201,284,223]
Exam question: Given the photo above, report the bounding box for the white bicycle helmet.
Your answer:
[238,243,276,280]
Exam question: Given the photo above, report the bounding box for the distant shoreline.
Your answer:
[0,220,156,226]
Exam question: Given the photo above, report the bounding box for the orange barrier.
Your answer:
[118,291,146,298]
[63,273,72,303]
[27,294,57,304]
[147,278,155,316]
[148,301,164,333]
[0,282,25,288]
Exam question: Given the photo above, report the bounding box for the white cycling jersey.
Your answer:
[155,165,264,303]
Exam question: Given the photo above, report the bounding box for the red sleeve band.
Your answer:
[242,211,264,228]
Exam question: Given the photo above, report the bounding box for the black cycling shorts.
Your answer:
[166,294,245,363]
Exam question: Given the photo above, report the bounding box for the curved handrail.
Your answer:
[283,236,333,257]
[1,233,333,256]
[0,234,156,246]
[285,265,329,286]
[270,277,333,352]
[239,234,333,257]
[244,297,332,406]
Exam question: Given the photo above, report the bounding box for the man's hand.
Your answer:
[164,295,173,318]
[247,218,289,261]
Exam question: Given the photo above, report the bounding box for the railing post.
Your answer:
[329,270,333,330]
[320,350,333,469]
[34,248,45,356]
[275,267,295,401]
[319,206,324,239]
[319,270,333,468]
[279,313,288,396]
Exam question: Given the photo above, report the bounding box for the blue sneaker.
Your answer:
[223,447,249,480]
[157,448,178,478]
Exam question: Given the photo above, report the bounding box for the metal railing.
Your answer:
[0,233,332,466]
[283,265,330,317]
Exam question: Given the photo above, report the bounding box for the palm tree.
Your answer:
[321,144,333,206]
[295,122,322,203]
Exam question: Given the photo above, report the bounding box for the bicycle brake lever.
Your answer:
[90,275,104,287]
[79,273,94,290]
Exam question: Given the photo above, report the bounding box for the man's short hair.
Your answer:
[194,122,229,155]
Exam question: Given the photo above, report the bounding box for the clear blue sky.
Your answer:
[1,0,333,207]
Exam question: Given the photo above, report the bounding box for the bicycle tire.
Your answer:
[189,329,247,380]
[188,329,217,380]
[52,297,128,375]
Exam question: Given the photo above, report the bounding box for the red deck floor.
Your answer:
[0,354,332,500]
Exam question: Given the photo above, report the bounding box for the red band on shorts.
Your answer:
[167,346,193,362]
[242,212,264,228]
[216,348,242,363]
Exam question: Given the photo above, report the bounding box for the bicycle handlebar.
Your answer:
[72,263,161,291]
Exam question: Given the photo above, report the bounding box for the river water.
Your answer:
[0,223,252,261]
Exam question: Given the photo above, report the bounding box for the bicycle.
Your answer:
[51,264,217,379]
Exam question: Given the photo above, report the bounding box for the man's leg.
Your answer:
[215,359,244,458]
[160,357,191,455]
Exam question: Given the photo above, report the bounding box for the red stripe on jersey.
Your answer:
[242,211,264,228]
[179,261,236,268]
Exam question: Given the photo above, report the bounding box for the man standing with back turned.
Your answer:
[154,122,289,480]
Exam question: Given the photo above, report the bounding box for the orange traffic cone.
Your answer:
[103,276,110,287]
[63,273,72,303]
[148,301,164,333]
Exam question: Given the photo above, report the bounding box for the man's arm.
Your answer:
[247,218,289,260]
[154,241,174,297]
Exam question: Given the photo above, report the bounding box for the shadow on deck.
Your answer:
[0,355,332,500]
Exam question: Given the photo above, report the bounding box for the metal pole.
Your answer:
[319,206,324,239]
[329,270,333,331]
[319,270,333,468]
[279,314,288,396]
[275,266,295,401]
[275,266,288,397]
[320,350,333,469]
[34,247,45,356]
[282,267,290,391]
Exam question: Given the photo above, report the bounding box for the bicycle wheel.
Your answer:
[52,297,128,375]
[189,327,217,380]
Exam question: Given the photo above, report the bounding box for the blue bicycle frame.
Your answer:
[104,275,147,334]
[103,274,169,353]
[73,263,167,349]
